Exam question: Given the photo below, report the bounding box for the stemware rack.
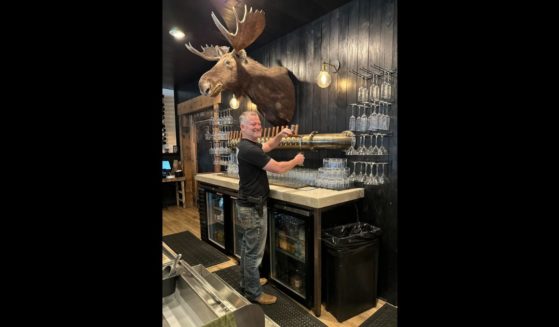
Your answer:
[205,108,236,167]
[347,64,396,186]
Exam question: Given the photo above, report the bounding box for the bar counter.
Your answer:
[195,173,364,208]
[195,172,365,317]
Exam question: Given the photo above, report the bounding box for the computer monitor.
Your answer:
[162,160,172,177]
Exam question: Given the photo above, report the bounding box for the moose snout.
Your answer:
[199,80,211,96]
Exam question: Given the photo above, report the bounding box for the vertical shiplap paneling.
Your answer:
[285,29,295,76]
[269,36,282,132]
[324,10,340,133]
[358,0,370,83]
[295,27,305,86]
[379,0,398,306]
[319,16,331,134]
[344,1,359,133]
[391,0,398,178]
[357,0,371,132]
[391,0,397,83]
[307,19,324,136]
[306,22,320,164]
[370,0,383,68]
[380,0,395,174]
[336,5,349,133]
[290,30,300,81]
[381,0,395,70]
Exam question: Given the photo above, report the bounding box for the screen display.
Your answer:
[162,160,171,170]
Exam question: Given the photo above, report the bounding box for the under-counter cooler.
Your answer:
[268,200,314,308]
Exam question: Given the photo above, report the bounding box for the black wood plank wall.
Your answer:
[177,0,398,305]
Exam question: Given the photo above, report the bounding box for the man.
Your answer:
[236,110,304,305]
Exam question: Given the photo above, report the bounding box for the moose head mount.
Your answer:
[186,5,296,126]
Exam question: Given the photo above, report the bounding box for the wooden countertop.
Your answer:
[195,173,364,209]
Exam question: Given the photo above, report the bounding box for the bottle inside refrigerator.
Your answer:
[206,192,225,249]
[269,204,311,302]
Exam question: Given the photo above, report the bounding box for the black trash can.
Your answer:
[322,222,382,322]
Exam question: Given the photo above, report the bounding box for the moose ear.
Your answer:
[236,49,248,64]
[218,46,230,56]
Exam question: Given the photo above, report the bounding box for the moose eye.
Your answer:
[225,60,231,65]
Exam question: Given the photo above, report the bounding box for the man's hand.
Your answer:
[263,127,294,153]
[277,128,293,138]
[293,153,305,166]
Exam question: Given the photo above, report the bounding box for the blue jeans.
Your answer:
[236,204,267,301]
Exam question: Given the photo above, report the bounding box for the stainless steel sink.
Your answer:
[162,242,279,327]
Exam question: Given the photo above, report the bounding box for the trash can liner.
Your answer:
[322,222,381,248]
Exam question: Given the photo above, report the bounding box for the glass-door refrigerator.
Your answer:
[206,191,226,249]
[269,202,313,308]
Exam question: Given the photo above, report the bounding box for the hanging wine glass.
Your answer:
[349,161,357,183]
[366,134,375,155]
[386,72,392,100]
[357,135,367,155]
[384,103,391,131]
[346,134,356,156]
[355,162,365,184]
[362,76,369,103]
[359,105,368,132]
[356,105,363,132]
[357,76,367,103]
[381,72,391,101]
[363,105,370,131]
[349,104,356,131]
[371,133,380,155]
[368,102,377,131]
[370,74,380,101]
[379,162,389,184]
[379,133,388,155]
[383,162,390,183]
[364,162,376,185]
[372,163,381,185]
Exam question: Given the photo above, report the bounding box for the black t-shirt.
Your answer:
[237,138,271,206]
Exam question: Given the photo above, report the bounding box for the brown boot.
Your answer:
[259,277,268,286]
[254,292,277,305]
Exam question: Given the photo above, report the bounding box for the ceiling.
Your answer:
[163,0,355,91]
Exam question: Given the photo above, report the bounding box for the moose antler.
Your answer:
[211,5,265,51]
[185,43,230,61]
[184,5,295,126]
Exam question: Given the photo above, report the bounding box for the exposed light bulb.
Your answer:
[229,94,240,109]
[169,27,185,40]
[316,65,332,88]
